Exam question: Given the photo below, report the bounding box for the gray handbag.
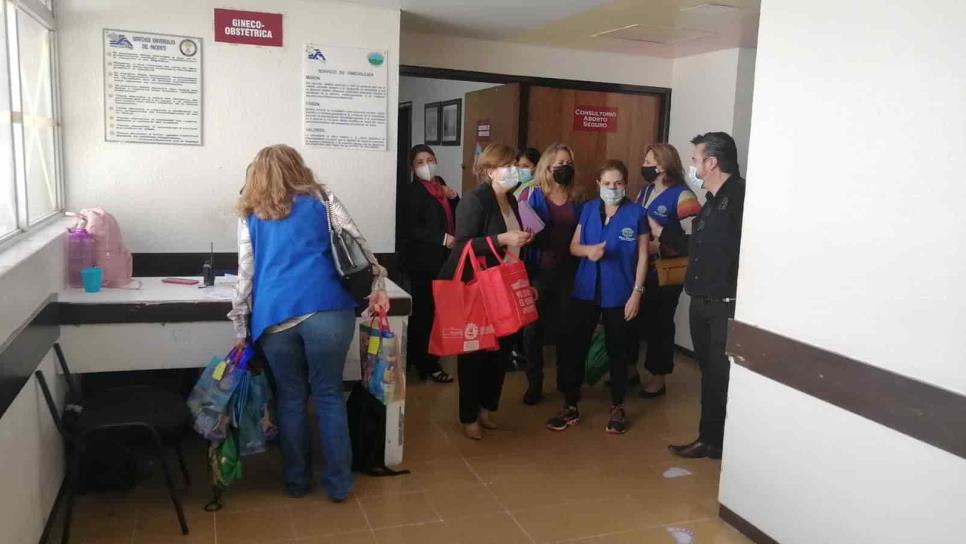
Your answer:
[324,193,374,300]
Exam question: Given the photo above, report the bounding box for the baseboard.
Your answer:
[719,504,779,544]
[38,477,67,544]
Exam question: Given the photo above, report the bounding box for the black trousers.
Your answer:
[457,336,512,424]
[639,272,684,375]
[561,298,634,407]
[406,271,442,377]
[522,268,574,392]
[689,296,735,449]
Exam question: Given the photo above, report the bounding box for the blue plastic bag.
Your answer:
[233,370,278,457]
[187,346,252,441]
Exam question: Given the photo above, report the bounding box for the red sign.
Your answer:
[214,8,283,47]
[477,119,491,142]
[573,106,619,132]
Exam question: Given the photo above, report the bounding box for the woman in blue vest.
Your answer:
[546,159,649,435]
[633,143,702,397]
[228,145,388,501]
[518,143,581,405]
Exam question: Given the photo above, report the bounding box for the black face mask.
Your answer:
[552,164,575,186]
[641,166,660,183]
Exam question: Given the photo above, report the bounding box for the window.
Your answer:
[0,0,61,246]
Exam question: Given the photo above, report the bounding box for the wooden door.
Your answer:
[461,84,520,194]
[526,86,662,201]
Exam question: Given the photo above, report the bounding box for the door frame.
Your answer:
[400,65,672,147]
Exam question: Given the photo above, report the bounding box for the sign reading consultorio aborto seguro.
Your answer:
[573,105,619,133]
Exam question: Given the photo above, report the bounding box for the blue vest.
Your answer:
[248,195,356,341]
[636,183,693,227]
[572,199,647,308]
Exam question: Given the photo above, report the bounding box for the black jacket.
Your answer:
[439,182,521,280]
[660,175,745,299]
[402,177,460,274]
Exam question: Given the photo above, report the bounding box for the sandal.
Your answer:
[424,370,454,383]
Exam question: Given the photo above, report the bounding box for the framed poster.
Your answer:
[103,29,203,145]
[303,45,388,150]
[424,102,440,144]
[440,99,462,146]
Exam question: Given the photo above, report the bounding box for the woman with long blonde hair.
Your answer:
[517,143,582,405]
[229,144,388,501]
[631,143,701,397]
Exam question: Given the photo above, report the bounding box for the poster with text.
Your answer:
[103,29,203,145]
[303,44,388,150]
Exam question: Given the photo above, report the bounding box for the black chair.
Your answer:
[35,343,192,544]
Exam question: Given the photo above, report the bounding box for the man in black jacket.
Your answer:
[648,132,745,460]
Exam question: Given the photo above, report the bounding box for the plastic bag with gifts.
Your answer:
[359,309,406,405]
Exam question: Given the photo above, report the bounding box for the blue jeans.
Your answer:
[259,309,355,499]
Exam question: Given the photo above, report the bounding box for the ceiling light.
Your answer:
[591,24,713,45]
[680,3,742,16]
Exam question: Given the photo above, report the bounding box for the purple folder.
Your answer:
[517,200,545,235]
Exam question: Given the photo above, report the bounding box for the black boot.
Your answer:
[523,380,543,405]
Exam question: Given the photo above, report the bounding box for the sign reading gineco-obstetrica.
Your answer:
[214,8,283,47]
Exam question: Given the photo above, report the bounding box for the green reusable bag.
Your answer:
[584,329,608,385]
[205,431,242,511]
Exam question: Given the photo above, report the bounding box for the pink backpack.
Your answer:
[71,209,137,289]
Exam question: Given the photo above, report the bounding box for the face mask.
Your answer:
[641,166,660,183]
[517,168,533,185]
[415,162,437,182]
[494,166,520,189]
[599,186,626,205]
[552,164,575,186]
[687,165,705,190]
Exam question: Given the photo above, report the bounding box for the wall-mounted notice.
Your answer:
[214,8,283,47]
[104,29,203,145]
[303,44,388,150]
[573,105,618,133]
[477,119,491,142]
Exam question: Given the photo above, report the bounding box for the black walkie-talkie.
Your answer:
[202,242,215,287]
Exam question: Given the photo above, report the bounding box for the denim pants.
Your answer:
[259,309,355,499]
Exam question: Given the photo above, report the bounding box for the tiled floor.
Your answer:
[62,353,750,544]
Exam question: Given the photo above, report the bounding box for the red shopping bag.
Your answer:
[476,238,539,338]
[429,244,498,357]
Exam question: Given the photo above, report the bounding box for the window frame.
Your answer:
[0,0,64,251]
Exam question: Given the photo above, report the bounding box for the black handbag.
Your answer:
[324,193,374,301]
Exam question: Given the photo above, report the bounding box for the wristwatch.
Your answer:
[633,284,645,294]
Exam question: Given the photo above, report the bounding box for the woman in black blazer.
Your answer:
[439,143,532,440]
[404,144,460,383]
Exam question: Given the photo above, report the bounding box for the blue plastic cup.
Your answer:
[80,267,102,293]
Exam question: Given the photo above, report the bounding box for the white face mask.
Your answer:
[599,186,626,205]
[687,165,705,190]
[415,162,437,182]
[494,166,520,189]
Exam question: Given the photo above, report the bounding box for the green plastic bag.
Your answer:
[584,329,608,385]
[206,431,242,511]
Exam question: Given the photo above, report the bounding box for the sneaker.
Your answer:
[606,405,628,434]
[546,406,580,431]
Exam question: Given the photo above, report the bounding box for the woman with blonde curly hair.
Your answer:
[229,144,388,501]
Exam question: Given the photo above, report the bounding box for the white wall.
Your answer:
[0,221,69,544]
[399,76,499,194]
[722,0,966,541]
[57,0,401,253]
[667,47,756,350]
[402,32,673,88]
